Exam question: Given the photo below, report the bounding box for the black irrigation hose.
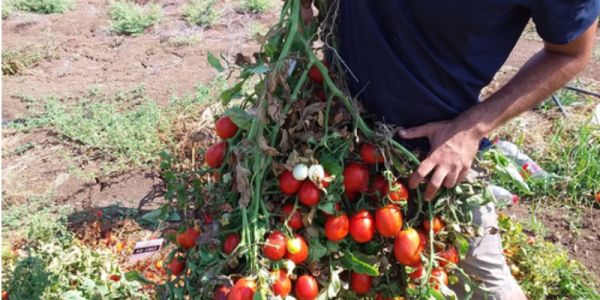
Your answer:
[565,85,600,98]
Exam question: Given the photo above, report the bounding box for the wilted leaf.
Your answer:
[258,135,280,156]
[235,163,252,207]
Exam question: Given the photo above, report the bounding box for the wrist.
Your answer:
[454,112,492,140]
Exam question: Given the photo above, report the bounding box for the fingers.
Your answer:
[424,167,449,201]
[443,170,460,189]
[399,123,435,140]
[408,160,435,189]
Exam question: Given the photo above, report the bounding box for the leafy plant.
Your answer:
[239,0,270,13]
[182,0,219,27]
[13,0,74,13]
[109,1,162,36]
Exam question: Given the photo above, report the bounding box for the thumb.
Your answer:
[399,124,435,139]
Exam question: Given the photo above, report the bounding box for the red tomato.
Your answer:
[108,274,121,281]
[368,175,387,201]
[281,204,304,230]
[228,278,256,300]
[422,217,445,234]
[417,230,427,252]
[298,181,320,206]
[409,264,423,281]
[308,64,327,84]
[438,245,459,267]
[279,171,303,196]
[350,272,372,295]
[386,181,409,202]
[215,116,239,139]
[325,213,349,241]
[285,234,309,264]
[360,143,384,164]
[314,88,326,102]
[295,274,319,300]
[343,163,370,193]
[205,142,227,168]
[168,257,186,276]
[263,231,287,261]
[223,233,240,255]
[375,205,403,237]
[350,210,375,243]
[1,291,7,300]
[176,227,200,250]
[271,270,292,297]
[430,268,449,290]
[213,286,231,300]
[203,211,213,225]
[394,228,422,266]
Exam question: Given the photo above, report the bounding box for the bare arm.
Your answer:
[401,21,597,200]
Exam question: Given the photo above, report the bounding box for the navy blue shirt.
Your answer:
[338,0,599,130]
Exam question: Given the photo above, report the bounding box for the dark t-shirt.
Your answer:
[338,0,599,129]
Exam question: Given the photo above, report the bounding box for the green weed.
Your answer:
[2,47,43,75]
[165,34,202,47]
[2,0,14,18]
[109,1,162,36]
[12,0,74,14]
[182,0,219,27]
[239,0,270,13]
[500,214,600,300]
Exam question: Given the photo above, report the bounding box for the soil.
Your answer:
[2,0,600,287]
[506,203,600,281]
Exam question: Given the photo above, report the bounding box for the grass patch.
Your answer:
[493,87,600,206]
[2,200,149,299]
[239,0,270,13]
[12,0,74,14]
[2,0,14,19]
[500,213,600,299]
[2,47,43,75]
[109,1,161,36]
[182,0,219,27]
[164,34,202,47]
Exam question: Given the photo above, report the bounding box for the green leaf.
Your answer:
[141,207,167,225]
[207,52,224,72]
[225,107,253,129]
[308,237,328,262]
[125,270,154,285]
[220,82,244,106]
[247,64,269,74]
[340,250,380,276]
[453,234,469,258]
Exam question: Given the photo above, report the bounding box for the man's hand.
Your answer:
[399,119,483,200]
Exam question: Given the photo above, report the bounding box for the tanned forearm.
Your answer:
[459,22,597,138]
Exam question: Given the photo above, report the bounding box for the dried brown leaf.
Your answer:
[258,135,280,156]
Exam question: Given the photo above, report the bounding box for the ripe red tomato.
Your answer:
[263,231,287,261]
[271,270,292,297]
[295,274,319,300]
[168,257,186,276]
[386,181,409,202]
[417,230,427,252]
[228,278,256,300]
[430,268,449,290]
[438,245,459,267]
[350,210,375,243]
[368,175,387,201]
[281,204,304,230]
[314,88,326,102]
[223,233,240,255]
[343,163,370,193]
[422,217,445,234]
[1,291,7,300]
[375,205,403,237]
[285,234,309,264]
[308,64,327,84]
[325,213,349,241]
[215,116,239,139]
[279,171,303,196]
[109,274,121,281]
[408,264,423,281]
[394,228,422,266]
[350,272,372,295]
[213,285,231,300]
[205,142,227,168]
[360,143,384,164]
[298,181,320,206]
[176,227,200,250]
